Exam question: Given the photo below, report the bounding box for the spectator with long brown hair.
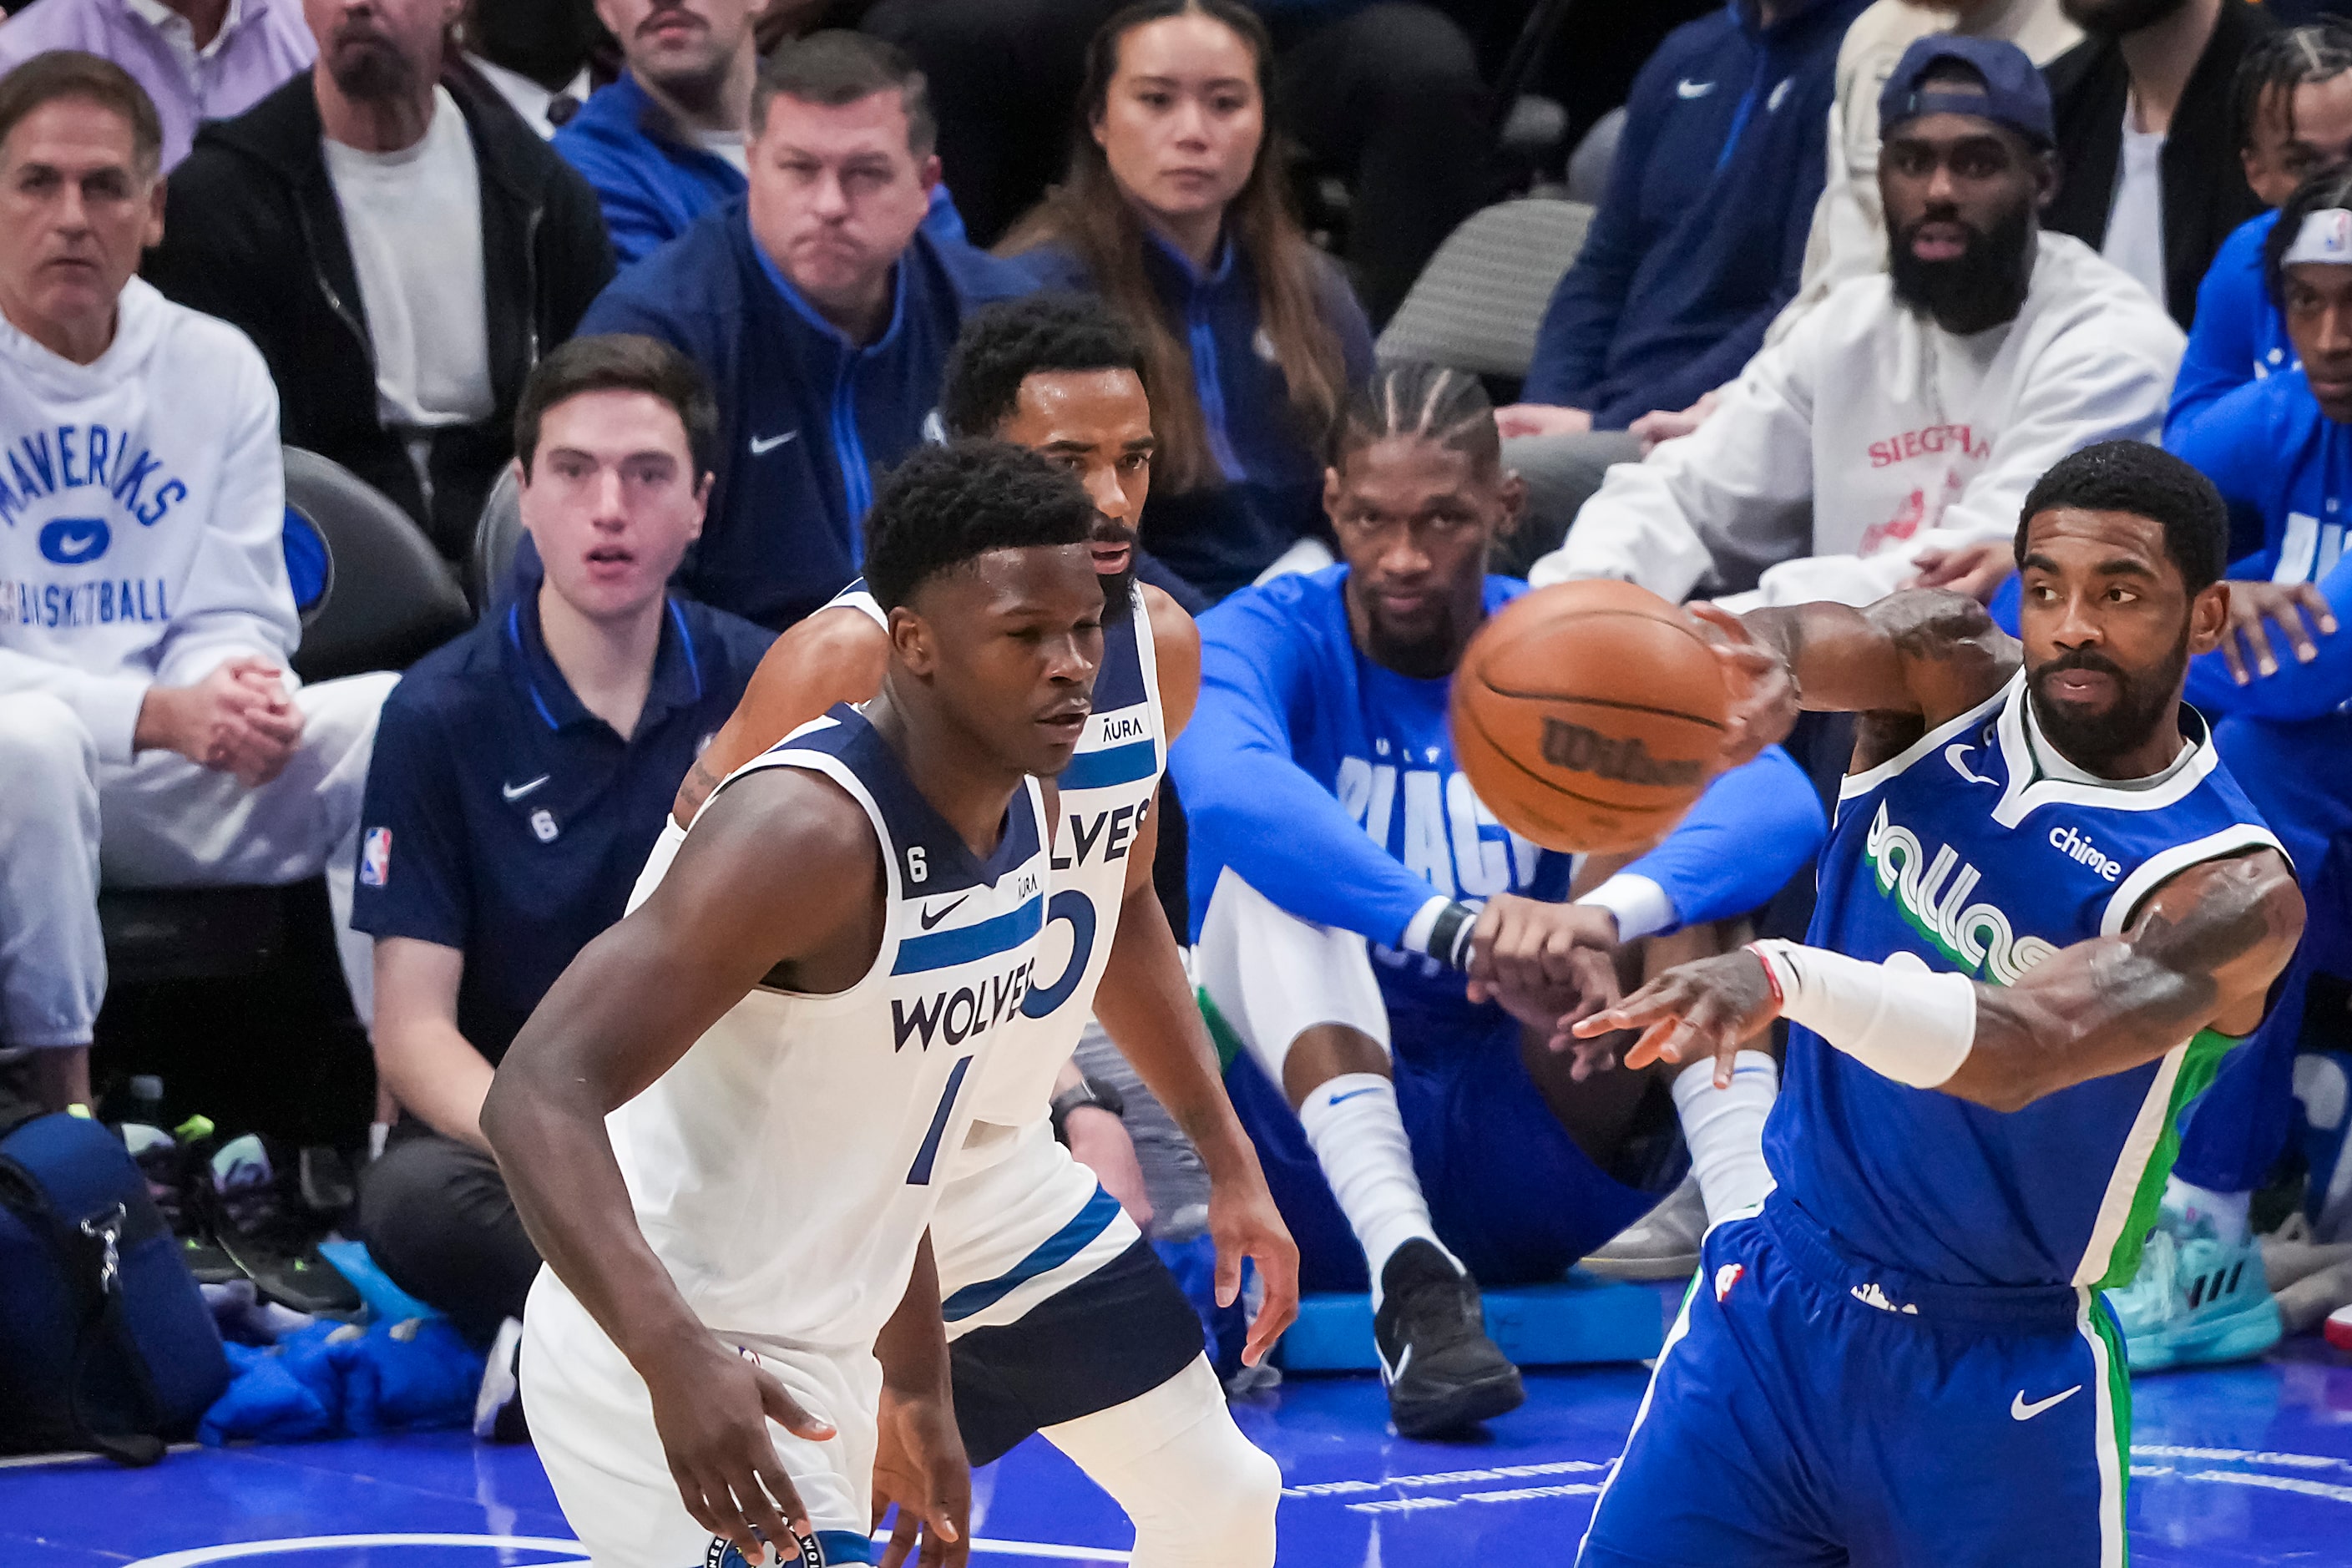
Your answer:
[1004,0,1372,601]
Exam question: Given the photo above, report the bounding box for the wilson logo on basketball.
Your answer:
[1538,719,1707,789]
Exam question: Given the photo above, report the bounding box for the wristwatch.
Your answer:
[1050,1077,1128,1144]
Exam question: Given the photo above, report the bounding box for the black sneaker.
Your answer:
[1373,1240,1524,1439]
[210,1134,363,1317]
[119,1119,242,1285]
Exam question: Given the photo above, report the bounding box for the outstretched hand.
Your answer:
[1573,948,1783,1090]
[872,1383,969,1568]
[1687,604,1797,771]
[643,1338,835,1566]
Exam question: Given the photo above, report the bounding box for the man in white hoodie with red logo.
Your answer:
[1532,35,2183,611]
[0,52,393,1113]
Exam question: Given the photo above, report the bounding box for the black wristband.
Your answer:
[1426,899,1479,972]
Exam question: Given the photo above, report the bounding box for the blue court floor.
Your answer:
[8,1340,2351,1567]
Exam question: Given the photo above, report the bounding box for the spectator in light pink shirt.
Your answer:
[0,0,314,166]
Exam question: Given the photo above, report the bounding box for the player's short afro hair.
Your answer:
[940,294,1148,439]
[862,439,1098,612]
[2015,441,2228,597]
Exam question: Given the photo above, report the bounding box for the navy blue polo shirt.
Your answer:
[578,200,1039,630]
[352,583,775,1065]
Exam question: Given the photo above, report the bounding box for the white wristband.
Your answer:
[1748,939,1977,1090]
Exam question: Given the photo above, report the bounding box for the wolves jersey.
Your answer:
[610,703,1049,1347]
[827,578,1167,1137]
[1768,673,2284,1291]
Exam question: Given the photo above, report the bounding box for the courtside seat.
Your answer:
[97,450,467,987]
[1375,198,1593,393]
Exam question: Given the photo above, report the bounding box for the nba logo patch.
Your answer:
[1714,1262,1743,1302]
[360,827,391,887]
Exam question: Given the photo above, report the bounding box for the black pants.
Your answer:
[356,1127,542,1347]
[859,0,1490,321]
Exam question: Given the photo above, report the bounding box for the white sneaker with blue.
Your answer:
[2107,1191,2281,1372]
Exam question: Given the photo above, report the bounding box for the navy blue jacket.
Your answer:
[579,201,1037,628]
[1524,0,1869,427]
[1026,235,1373,600]
[553,73,745,270]
[352,583,774,1065]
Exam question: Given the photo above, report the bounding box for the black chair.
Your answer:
[99,449,469,987]
[286,448,472,684]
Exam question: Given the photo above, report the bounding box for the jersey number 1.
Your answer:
[905,1055,974,1186]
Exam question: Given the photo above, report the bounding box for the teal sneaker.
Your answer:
[2108,1209,2282,1373]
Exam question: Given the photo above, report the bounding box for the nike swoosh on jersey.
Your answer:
[1677,78,1714,99]
[1945,743,1995,785]
[1328,1086,1383,1106]
[2011,1384,2082,1421]
[750,431,799,455]
[919,893,972,930]
[502,775,551,802]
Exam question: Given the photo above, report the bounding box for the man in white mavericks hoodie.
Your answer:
[0,53,394,1112]
[1532,35,2183,611]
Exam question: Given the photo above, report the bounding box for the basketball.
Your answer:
[1450,580,1730,852]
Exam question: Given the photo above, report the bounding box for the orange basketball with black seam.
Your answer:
[1450,579,1728,852]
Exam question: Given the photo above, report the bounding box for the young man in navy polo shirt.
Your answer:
[350,334,773,1381]
[576,31,1038,631]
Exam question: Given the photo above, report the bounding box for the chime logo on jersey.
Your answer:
[1862,800,2060,985]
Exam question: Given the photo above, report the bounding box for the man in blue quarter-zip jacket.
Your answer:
[577,32,1034,630]
[1493,0,1871,564]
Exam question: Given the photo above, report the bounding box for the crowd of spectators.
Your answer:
[3,0,2349,1413]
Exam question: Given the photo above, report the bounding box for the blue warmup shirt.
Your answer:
[579,201,1035,629]
[1022,237,1374,600]
[1522,0,1868,427]
[2167,210,2293,443]
[1170,564,1826,1022]
[2166,367,2352,722]
[553,73,743,270]
[1768,675,2279,1292]
[351,580,774,1064]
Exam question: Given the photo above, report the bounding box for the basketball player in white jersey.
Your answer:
[481,440,1105,1568]
[669,296,1297,1567]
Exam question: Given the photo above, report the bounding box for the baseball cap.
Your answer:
[1878,35,2055,149]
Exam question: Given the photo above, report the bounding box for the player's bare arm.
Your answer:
[1579,849,2304,1110]
[872,1232,969,1568]
[1695,591,2021,770]
[483,769,885,1562]
[1086,589,1301,1363]
[672,605,892,826]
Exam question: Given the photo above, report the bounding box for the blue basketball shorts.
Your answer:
[1579,1195,2131,1568]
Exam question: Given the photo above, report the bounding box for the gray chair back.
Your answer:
[1375,198,1594,382]
[1565,106,1626,206]
[285,447,470,683]
[471,463,525,613]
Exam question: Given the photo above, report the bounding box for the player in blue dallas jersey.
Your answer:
[1171,363,1828,1438]
[1570,440,2305,1566]
[483,442,1104,1568]
[672,295,1296,1568]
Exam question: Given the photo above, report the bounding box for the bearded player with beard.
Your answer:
[1530,36,2183,614]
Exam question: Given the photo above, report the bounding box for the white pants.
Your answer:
[933,1116,1143,1337]
[522,1269,883,1568]
[1192,868,1394,1083]
[0,672,395,1049]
